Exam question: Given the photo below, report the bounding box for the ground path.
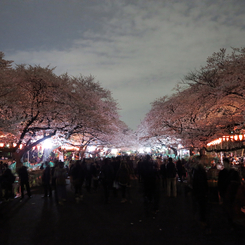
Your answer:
[1,179,245,245]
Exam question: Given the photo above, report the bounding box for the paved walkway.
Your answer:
[0,179,245,245]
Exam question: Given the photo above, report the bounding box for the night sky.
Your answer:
[1,0,245,130]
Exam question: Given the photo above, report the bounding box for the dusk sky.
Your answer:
[1,0,245,130]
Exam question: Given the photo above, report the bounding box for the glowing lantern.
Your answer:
[208,133,245,147]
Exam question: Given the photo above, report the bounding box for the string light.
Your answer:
[207,134,245,146]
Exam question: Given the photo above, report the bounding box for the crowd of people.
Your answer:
[1,153,245,232]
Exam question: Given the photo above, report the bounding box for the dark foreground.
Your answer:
[1,179,245,245]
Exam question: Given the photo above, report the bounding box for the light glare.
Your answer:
[42,139,53,149]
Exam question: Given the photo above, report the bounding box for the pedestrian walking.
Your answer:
[17,165,32,200]
[141,155,160,215]
[70,160,83,202]
[85,158,93,193]
[54,161,67,205]
[91,160,100,192]
[41,161,52,198]
[218,158,241,230]
[192,163,209,232]
[176,158,184,182]
[166,157,177,197]
[1,164,15,201]
[116,161,130,203]
[111,156,121,198]
[51,160,59,202]
[160,158,167,189]
[100,158,114,204]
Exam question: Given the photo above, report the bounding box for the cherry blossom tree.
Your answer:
[137,105,182,155]
[141,47,245,151]
[56,74,130,156]
[180,47,245,145]
[0,53,124,166]
[0,62,74,166]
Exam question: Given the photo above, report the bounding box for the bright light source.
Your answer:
[145,147,151,153]
[88,145,96,152]
[139,148,144,154]
[111,148,118,155]
[42,139,53,149]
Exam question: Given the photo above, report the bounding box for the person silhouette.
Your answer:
[218,158,240,230]
[17,165,32,200]
[42,161,52,198]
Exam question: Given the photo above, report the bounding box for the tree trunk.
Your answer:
[79,145,88,159]
[200,147,206,156]
[189,147,194,156]
[13,151,24,169]
[80,149,86,159]
[13,146,33,168]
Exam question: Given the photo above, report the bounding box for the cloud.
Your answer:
[3,0,245,129]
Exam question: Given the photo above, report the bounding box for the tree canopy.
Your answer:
[140,47,245,149]
[0,52,127,165]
